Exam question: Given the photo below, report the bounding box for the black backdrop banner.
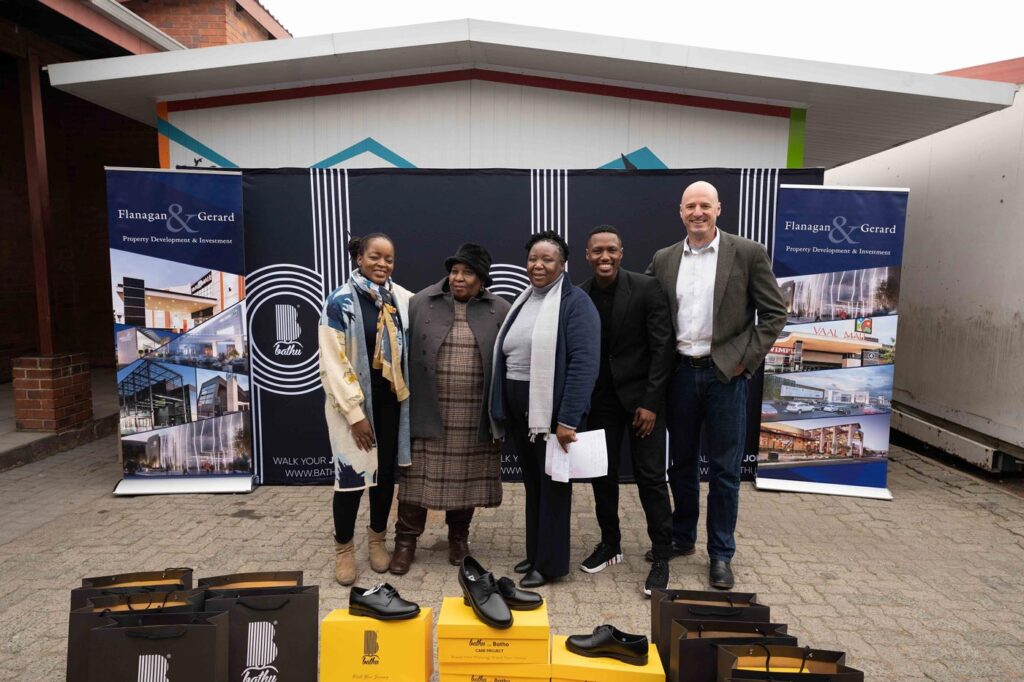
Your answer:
[243,168,823,485]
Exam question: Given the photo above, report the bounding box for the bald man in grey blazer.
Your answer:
[645,180,786,589]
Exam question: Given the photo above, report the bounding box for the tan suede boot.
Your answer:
[334,539,356,586]
[367,526,390,573]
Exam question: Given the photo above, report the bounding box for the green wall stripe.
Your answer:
[787,108,806,168]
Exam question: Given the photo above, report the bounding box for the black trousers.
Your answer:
[333,386,399,544]
[588,386,673,559]
[506,379,572,578]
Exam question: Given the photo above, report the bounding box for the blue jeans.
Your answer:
[666,362,747,561]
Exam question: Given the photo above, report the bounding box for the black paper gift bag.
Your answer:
[668,620,795,682]
[87,616,227,682]
[650,589,770,671]
[204,585,318,682]
[719,644,864,681]
[67,589,207,682]
[71,568,193,609]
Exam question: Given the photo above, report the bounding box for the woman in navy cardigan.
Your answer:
[490,230,600,587]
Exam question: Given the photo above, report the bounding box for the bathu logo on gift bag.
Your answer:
[242,621,279,682]
[137,654,170,682]
[274,304,303,356]
[362,630,380,665]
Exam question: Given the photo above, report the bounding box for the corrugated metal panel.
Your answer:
[827,89,1024,452]
[168,79,787,169]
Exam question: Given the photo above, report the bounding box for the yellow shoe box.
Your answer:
[439,659,551,682]
[437,597,550,665]
[320,607,433,681]
[550,635,665,681]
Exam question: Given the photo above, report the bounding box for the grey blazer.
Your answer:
[645,230,786,383]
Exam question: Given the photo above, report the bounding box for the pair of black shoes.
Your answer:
[566,624,649,666]
[459,556,543,629]
[349,583,420,620]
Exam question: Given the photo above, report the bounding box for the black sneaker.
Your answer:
[579,542,623,574]
[643,560,669,597]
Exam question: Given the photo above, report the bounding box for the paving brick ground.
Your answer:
[1,436,1023,680]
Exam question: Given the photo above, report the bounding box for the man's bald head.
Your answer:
[678,180,722,247]
[681,180,720,203]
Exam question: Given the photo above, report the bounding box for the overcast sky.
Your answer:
[259,0,1022,75]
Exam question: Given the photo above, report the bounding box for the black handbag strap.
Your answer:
[237,597,291,611]
[126,626,188,641]
[748,643,811,680]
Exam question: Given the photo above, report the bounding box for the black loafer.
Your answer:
[566,624,649,666]
[497,577,543,610]
[709,559,735,590]
[459,556,512,629]
[349,583,420,620]
[519,569,548,588]
[513,558,532,574]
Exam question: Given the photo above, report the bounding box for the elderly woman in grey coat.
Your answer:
[388,243,511,575]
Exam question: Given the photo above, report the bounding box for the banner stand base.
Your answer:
[755,477,893,500]
[112,476,255,496]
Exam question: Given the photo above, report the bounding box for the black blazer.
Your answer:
[578,268,675,413]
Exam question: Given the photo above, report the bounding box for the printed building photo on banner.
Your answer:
[758,184,908,499]
[779,266,900,324]
[107,168,248,491]
[761,364,893,423]
[117,359,198,435]
[757,413,892,488]
[120,412,252,477]
[146,302,248,374]
[764,315,897,375]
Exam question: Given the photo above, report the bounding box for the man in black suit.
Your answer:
[578,225,676,596]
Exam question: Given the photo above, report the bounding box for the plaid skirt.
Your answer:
[400,302,502,509]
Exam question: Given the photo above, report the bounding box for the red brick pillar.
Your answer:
[12,354,93,432]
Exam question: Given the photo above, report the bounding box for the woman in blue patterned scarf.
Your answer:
[319,233,412,585]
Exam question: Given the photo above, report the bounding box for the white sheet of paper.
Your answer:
[544,429,608,482]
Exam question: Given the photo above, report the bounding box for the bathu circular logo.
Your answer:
[247,264,323,395]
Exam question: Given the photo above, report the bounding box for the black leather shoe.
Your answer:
[459,556,512,629]
[709,559,735,590]
[519,569,548,588]
[349,583,420,620]
[497,577,543,610]
[566,624,649,666]
[644,543,696,562]
[513,558,532,574]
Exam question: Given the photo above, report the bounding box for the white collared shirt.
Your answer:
[675,230,720,356]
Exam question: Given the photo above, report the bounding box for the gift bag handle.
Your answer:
[237,597,291,611]
[752,642,776,680]
[162,567,191,577]
[688,607,742,617]
[126,626,188,641]
[126,591,174,612]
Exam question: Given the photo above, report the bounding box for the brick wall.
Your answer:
[126,0,269,49]
[12,354,92,431]
[42,83,158,369]
[0,56,43,381]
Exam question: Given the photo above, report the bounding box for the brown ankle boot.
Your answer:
[367,526,390,573]
[334,539,356,586]
[388,536,416,575]
[389,502,427,575]
[446,508,474,566]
